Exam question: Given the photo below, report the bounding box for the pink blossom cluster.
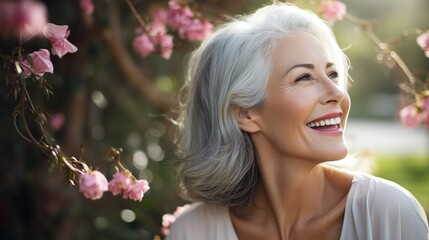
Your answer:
[133,16,174,60]
[108,171,150,201]
[400,96,429,128]
[161,204,191,236]
[19,23,78,78]
[319,0,347,24]
[0,0,47,38]
[417,32,429,58]
[133,0,213,60]
[79,170,150,201]
[167,1,213,42]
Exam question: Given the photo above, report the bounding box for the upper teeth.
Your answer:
[307,117,341,128]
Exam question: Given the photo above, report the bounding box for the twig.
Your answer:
[124,0,147,29]
[345,12,418,97]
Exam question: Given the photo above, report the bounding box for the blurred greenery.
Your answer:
[374,155,429,215]
[1,0,428,239]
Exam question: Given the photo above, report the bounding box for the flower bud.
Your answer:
[79,170,108,200]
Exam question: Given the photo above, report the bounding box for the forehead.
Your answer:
[271,31,333,68]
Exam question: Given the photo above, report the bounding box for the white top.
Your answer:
[167,172,429,240]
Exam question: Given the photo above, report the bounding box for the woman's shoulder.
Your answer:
[174,202,226,222]
[325,167,423,215]
[170,202,222,229]
[167,202,237,240]
[350,172,421,206]
[342,172,429,239]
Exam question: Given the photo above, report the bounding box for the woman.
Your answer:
[169,3,429,239]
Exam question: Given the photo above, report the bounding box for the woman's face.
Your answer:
[252,31,350,163]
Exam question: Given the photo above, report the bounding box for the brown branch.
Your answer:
[124,0,147,29]
[345,13,418,96]
[82,0,171,113]
[64,87,87,154]
[389,51,417,91]
[99,29,171,113]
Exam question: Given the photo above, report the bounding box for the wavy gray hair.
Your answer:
[174,2,350,207]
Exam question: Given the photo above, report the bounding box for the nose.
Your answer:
[320,78,346,105]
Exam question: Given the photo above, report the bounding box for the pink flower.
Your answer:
[417,32,429,58]
[134,24,173,59]
[79,170,109,200]
[43,23,78,58]
[152,7,168,24]
[157,34,174,59]
[79,0,94,15]
[167,1,194,30]
[149,21,167,36]
[133,33,156,58]
[0,1,47,38]
[167,1,212,42]
[421,111,429,128]
[173,204,191,216]
[178,19,213,41]
[49,112,65,131]
[123,179,150,201]
[161,204,191,236]
[399,104,420,128]
[320,0,347,24]
[20,49,53,78]
[421,96,429,127]
[108,171,132,195]
[161,213,176,236]
[423,96,429,109]
[133,1,212,59]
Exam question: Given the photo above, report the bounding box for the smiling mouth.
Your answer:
[306,117,341,130]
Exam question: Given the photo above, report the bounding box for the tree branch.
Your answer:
[91,0,171,113]
[99,29,171,113]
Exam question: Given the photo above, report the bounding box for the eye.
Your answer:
[295,73,313,82]
[328,71,338,79]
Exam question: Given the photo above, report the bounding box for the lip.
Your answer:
[311,126,343,136]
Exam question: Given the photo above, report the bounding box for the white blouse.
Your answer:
[167,172,429,240]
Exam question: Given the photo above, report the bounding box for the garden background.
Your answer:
[0,0,428,239]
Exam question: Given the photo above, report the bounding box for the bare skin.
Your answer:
[230,165,352,240]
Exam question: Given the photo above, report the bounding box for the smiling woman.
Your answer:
[169,2,429,240]
[249,31,351,164]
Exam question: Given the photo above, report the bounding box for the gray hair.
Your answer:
[174,2,350,207]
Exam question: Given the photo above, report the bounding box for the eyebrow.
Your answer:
[285,62,335,75]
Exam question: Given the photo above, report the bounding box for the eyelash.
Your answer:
[328,71,339,80]
[296,73,313,82]
[295,71,339,82]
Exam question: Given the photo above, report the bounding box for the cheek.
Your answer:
[261,94,310,131]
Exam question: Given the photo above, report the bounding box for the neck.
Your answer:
[229,130,353,240]
[258,160,328,223]
[232,148,347,239]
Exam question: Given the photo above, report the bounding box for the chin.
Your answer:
[332,146,349,161]
[323,143,349,161]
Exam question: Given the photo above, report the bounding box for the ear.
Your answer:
[235,106,261,133]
